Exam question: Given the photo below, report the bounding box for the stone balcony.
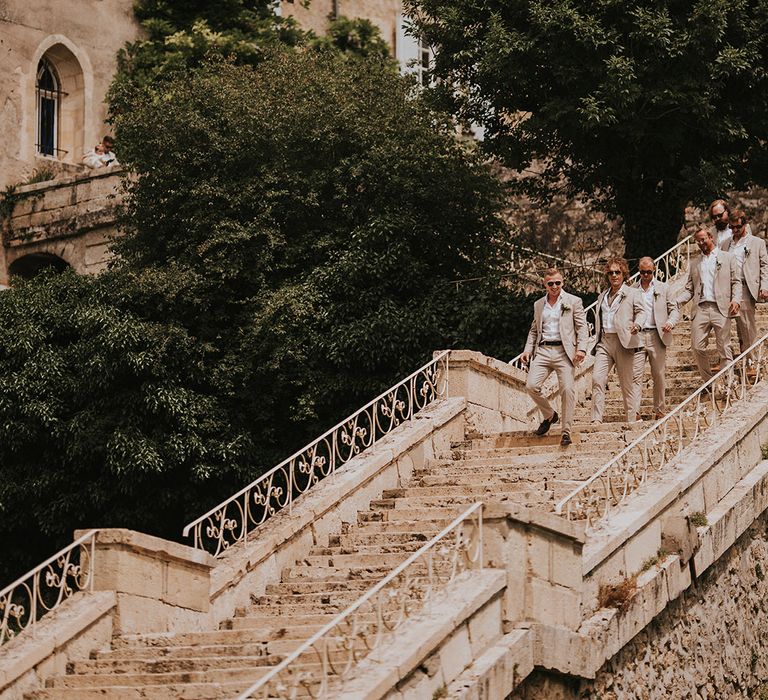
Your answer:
[0,167,123,283]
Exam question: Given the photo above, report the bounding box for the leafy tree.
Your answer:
[0,272,249,582]
[111,50,514,443]
[0,50,530,584]
[405,0,768,262]
[310,15,394,62]
[108,0,309,115]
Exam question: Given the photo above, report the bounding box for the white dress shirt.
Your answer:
[541,296,562,341]
[601,287,625,333]
[731,234,749,278]
[700,249,718,302]
[640,283,656,328]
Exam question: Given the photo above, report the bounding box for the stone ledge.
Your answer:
[209,397,467,603]
[340,568,507,700]
[582,382,768,575]
[73,528,216,570]
[447,629,534,699]
[13,168,123,196]
[693,458,768,576]
[0,590,115,691]
[484,502,586,544]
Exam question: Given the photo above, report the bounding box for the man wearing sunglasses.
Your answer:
[521,268,588,446]
[719,210,768,364]
[633,258,680,419]
[709,199,733,248]
[678,228,741,381]
[591,258,646,423]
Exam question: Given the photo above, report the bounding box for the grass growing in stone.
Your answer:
[689,511,708,527]
[598,575,638,613]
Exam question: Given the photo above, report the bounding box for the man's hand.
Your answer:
[518,352,530,366]
[629,323,640,335]
[760,289,768,301]
[729,301,741,317]
[574,350,586,366]
[662,322,673,333]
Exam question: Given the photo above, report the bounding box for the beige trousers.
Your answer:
[591,333,644,422]
[642,329,667,415]
[525,345,575,434]
[735,282,758,356]
[691,302,733,381]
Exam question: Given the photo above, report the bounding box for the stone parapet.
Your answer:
[581,382,768,615]
[72,527,216,636]
[342,569,507,700]
[0,591,115,700]
[445,349,594,435]
[483,503,586,631]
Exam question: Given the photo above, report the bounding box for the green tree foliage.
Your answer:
[108,0,308,115]
[112,50,515,441]
[405,0,768,262]
[0,51,528,582]
[0,272,248,581]
[310,15,393,62]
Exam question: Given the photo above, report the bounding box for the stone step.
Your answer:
[358,505,468,523]
[27,681,253,700]
[47,666,271,689]
[69,654,275,676]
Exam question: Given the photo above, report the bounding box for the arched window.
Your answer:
[36,59,62,157]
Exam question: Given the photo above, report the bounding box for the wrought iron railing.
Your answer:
[236,502,484,699]
[0,530,97,647]
[183,352,451,556]
[555,331,768,528]
[507,235,695,369]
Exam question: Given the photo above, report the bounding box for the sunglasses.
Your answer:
[710,211,727,220]
[607,270,623,276]
[639,270,654,275]
[546,280,562,287]
[731,222,745,229]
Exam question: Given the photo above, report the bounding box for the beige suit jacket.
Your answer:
[523,291,589,365]
[591,285,646,352]
[678,249,742,318]
[720,234,768,301]
[632,279,681,347]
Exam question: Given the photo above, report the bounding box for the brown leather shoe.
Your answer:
[654,411,666,420]
[560,432,572,447]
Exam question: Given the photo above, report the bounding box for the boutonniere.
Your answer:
[618,292,626,303]
[715,260,722,271]
[745,248,751,258]
[561,304,571,313]
[653,291,659,300]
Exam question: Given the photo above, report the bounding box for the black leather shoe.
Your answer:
[560,432,572,447]
[535,411,559,436]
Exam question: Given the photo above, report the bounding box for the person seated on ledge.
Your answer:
[82,136,118,169]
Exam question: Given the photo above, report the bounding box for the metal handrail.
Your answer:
[555,329,768,527]
[507,235,695,368]
[236,502,484,699]
[183,351,451,556]
[0,529,97,646]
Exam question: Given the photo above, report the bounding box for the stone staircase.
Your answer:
[25,305,768,699]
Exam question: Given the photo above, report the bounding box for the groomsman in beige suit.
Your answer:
[591,258,646,423]
[719,210,768,362]
[521,268,589,447]
[677,228,741,381]
[634,257,680,419]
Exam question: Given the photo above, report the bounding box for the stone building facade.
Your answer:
[0,0,411,281]
[0,0,140,190]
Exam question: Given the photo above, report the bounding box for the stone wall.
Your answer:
[583,512,768,700]
[0,0,139,189]
[1,168,122,283]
